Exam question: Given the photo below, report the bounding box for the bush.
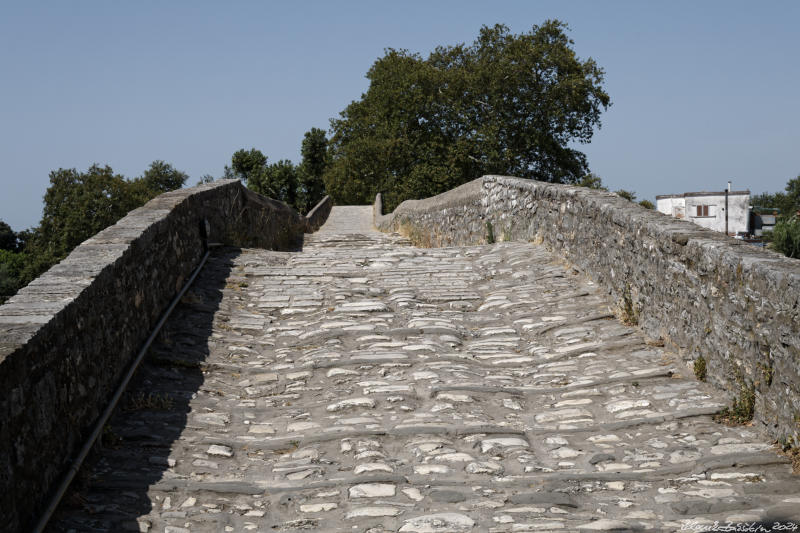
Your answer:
[486,221,495,244]
[714,373,756,425]
[693,355,707,381]
[771,216,800,259]
[0,249,25,304]
[638,199,655,210]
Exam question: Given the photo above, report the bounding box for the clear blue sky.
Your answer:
[1,1,798,230]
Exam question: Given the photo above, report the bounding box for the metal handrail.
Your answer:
[32,248,213,533]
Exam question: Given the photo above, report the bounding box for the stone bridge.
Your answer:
[1,177,799,532]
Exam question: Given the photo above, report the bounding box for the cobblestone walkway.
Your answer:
[51,207,798,532]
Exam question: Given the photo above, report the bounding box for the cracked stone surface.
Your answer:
[49,206,799,532]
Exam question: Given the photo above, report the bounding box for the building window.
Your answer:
[696,205,713,217]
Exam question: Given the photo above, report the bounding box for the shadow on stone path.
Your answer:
[48,248,236,532]
[48,207,800,532]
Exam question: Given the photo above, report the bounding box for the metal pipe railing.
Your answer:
[32,248,213,533]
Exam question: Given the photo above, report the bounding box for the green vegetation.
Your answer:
[753,175,800,259]
[576,174,654,209]
[323,21,610,211]
[638,199,655,210]
[0,221,17,251]
[752,175,800,217]
[297,127,330,213]
[615,189,637,202]
[617,285,638,326]
[714,373,756,425]
[693,355,707,381]
[486,221,495,244]
[226,128,329,214]
[1,22,615,302]
[578,172,607,190]
[759,362,774,387]
[771,216,800,258]
[0,161,188,304]
[0,249,24,303]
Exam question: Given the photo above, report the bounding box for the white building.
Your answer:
[656,186,750,236]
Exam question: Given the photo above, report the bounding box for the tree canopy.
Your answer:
[228,127,330,213]
[227,148,268,188]
[324,21,610,210]
[30,163,187,264]
[298,127,329,212]
[34,165,140,262]
[139,160,189,196]
[752,175,800,217]
[0,221,17,251]
[0,161,188,303]
[578,172,607,191]
[228,148,300,208]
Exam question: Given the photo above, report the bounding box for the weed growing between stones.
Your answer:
[714,373,755,425]
[100,424,121,448]
[123,391,174,412]
[784,447,800,474]
[397,221,434,247]
[778,426,800,474]
[759,362,774,387]
[616,285,638,326]
[486,221,495,244]
[694,355,707,381]
[502,225,512,242]
[152,356,202,369]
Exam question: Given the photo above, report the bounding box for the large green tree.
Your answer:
[297,128,329,212]
[227,148,269,188]
[0,249,25,304]
[228,146,330,213]
[262,160,300,209]
[229,148,303,209]
[0,221,17,251]
[18,162,187,286]
[32,165,138,263]
[324,21,610,210]
[138,160,188,196]
[0,221,23,304]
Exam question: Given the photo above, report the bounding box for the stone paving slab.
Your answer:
[49,207,799,532]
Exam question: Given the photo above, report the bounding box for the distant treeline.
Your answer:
[0,126,331,304]
[0,161,189,304]
[212,127,329,215]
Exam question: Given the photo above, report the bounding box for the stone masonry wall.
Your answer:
[375,175,800,444]
[0,180,322,531]
[306,195,333,232]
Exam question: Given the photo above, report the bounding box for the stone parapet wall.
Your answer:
[0,180,320,531]
[376,175,800,443]
[306,195,333,232]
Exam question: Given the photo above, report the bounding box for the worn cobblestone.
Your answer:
[50,206,799,532]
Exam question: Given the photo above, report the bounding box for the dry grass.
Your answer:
[123,391,174,412]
